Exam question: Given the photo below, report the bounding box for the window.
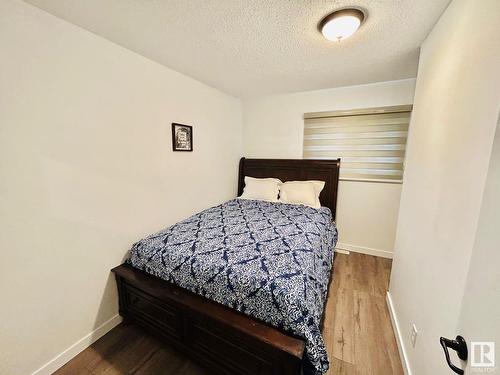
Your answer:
[303,105,412,183]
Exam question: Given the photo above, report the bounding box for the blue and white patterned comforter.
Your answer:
[127,199,338,374]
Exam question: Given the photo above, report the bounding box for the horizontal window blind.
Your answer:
[303,106,412,182]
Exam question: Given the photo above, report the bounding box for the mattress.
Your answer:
[127,198,338,374]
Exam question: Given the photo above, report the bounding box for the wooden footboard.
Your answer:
[112,264,305,375]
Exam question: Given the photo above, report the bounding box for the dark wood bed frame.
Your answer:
[112,157,340,375]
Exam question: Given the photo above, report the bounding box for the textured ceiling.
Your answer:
[24,0,450,98]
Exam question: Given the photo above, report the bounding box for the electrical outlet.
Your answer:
[410,324,418,348]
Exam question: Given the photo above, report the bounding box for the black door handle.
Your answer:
[440,335,468,374]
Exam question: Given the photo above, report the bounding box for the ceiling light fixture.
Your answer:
[319,8,365,42]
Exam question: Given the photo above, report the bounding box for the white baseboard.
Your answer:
[386,292,412,375]
[31,314,122,375]
[336,242,393,259]
[334,248,350,255]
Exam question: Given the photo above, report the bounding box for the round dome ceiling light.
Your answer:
[319,8,365,42]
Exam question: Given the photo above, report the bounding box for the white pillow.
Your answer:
[309,180,326,206]
[239,176,281,202]
[279,180,325,209]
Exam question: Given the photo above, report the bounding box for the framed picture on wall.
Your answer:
[172,123,193,151]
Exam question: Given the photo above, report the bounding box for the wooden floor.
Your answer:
[54,253,403,375]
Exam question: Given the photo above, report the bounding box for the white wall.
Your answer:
[243,79,416,257]
[388,0,500,374]
[0,1,242,374]
[457,117,500,374]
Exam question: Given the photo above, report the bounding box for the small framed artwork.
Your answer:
[171,123,193,152]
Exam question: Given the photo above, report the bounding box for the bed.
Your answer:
[112,157,340,375]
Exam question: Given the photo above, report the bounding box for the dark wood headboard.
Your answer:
[238,158,341,220]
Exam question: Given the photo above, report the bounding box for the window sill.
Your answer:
[339,177,403,184]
